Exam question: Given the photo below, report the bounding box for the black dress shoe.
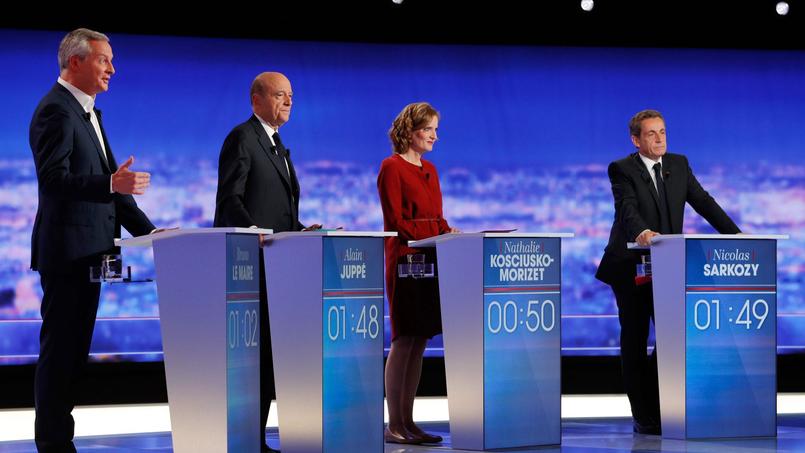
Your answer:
[262,444,280,452]
[633,420,661,435]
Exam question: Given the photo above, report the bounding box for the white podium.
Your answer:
[262,231,395,453]
[411,232,573,450]
[649,233,787,439]
[119,228,271,452]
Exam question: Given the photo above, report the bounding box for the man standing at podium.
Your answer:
[596,109,740,435]
[214,71,318,452]
[30,28,160,452]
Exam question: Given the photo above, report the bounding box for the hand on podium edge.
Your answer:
[449,227,462,233]
[150,227,179,235]
[636,229,659,247]
[302,223,323,231]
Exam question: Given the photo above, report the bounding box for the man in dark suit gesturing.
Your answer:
[596,109,741,435]
[29,28,162,452]
[214,71,319,452]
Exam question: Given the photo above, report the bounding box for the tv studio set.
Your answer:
[0,2,803,452]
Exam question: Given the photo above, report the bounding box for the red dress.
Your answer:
[377,154,451,340]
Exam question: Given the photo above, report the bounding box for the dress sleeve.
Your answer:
[434,170,451,234]
[378,160,427,241]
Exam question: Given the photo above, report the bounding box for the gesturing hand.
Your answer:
[112,156,151,195]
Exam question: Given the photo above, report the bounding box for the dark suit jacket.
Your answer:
[213,115,304,232]
[596,152,740,286]
[29,83,155,274]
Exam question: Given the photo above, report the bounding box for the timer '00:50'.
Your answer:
[487,299,557,334]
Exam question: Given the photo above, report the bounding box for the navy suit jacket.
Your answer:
[29,83,154,274]
[213,115,304,232]
[595,152,740,286]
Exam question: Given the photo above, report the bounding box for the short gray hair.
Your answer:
[58,28,109,71]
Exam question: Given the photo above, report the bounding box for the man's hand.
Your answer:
[150,227,179,235]
[449,227,461,233]
[636,229,659,247]
[302,223,323,231]
[112,156,151,195]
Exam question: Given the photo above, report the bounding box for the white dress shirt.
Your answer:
[638,153,664,192]
[636,153,665,240]
[254,114,291,177]
[57,77,114,193]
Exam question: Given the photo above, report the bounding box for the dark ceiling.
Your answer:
[3,0,804,50]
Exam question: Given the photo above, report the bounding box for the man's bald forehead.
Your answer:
[258,72,288,84]
[251,72,290,99]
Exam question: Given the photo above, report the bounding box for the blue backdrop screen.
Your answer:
[0,30,803,363]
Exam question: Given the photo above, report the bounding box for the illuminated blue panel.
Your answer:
[685,239,776,438]
[322,237,384,452]
[483,237,561,448]
[1,30,803,364]
[226,234,261,452]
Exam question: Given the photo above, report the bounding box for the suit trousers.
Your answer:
[611,279,661,426]
[258,249,276,445]
[35,263,101,453]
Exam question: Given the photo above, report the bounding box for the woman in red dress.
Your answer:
[377,102,459,444]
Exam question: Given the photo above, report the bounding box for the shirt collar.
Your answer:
[254,114,278,144]
[638,152,663,174]
[57,77,95,113]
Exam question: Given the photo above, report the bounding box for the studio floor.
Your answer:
[2,395,803,452]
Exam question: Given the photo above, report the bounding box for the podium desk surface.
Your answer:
[626,233,789,250]
[264,230,397,242]
[651,233,789,242]
[116,227,273,247]
[409,231,574,248]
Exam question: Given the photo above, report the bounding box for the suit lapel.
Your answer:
[95,108,117,172]
[662,155,681,232]
[54,84,112,174]
[285,148,300,198]
[631,153,661,209]
[249,117,292,187]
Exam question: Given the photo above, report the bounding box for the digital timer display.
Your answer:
[684,239,776,438]
[321,237,384,452]
[225,234,260,452]
[482,237,561,448]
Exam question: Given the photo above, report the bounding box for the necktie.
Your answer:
[271,132,291,179]
[653,162,672,234]
[84,108,109,165]
[272,132,287,157]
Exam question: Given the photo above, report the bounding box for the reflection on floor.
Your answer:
[1,415,804,452]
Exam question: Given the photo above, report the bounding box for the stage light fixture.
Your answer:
[581,0,594,12]
[776,1,790,15]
